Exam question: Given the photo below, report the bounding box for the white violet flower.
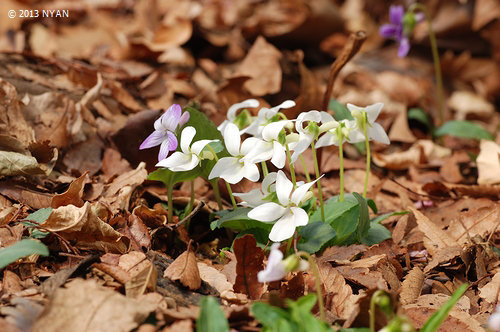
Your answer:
[291,110,331,162]
[489,305,500,332]
[233,172,278,207]
[248,170,319,242]
[217,99,259,134]
[316,113,364,148]
[257,243,310,283]
[245,100,296,138]
[156,126,217,171]
[347,102,390,145]
[208,123,260,184]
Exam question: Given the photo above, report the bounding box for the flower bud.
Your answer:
[319,120,339,133]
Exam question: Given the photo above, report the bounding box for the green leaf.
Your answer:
[184,105,224,142]
[370,211,408,224]
[434,120,493,140]
[361,223,392,246]
[297,221,336,254]
[328,100,353,121]
[420,283,468,332]
[310,194,360,244]
[196,296,229,332]
[23,208,52,223]
[235,228,271,247]
[0,239,49,268]
[251,302,291,329]
[337,329,370,332]
[366,199,377,214]
[353,193,370,243]
[408,108,432,131]
[148,167,200,187]
[287,294,335,332]
[210,208,253,230]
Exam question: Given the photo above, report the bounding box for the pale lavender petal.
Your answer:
[398,37,410,57]
[158,131,178,161]
[379,24,398,39]
[389,5,404,25]
[179,111,190,127]
[140,130,167,150]
[269,210,297,242]
[162,104,182,131]
[414,12,425,23]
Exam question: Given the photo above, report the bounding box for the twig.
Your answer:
[172,201,205,229]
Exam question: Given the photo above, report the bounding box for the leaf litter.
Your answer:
[0,0,499,331]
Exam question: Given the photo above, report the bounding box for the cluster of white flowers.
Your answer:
[152,99,389,243]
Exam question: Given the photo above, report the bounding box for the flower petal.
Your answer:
[208,157,239,180]
[191,139,218,156]
[269,210,297,242]
[365,103,384,123]
[162,104,182,131]
[243,162,260,182]
[156,151,192,170]
[276,170,293,206]
[241,137,261,156]
[368,122,390,145]
[290,177,321,206]
[291,133,313,162]
[158,131,178,161]
[379,24,398,38]
[227,99,259,120]
[179,111,190,127]
[258,243,286,282]
[316,132,337,148]
[233,189,265,207]
[262,120,290,142]
[290,207,309,226]
[180,126,196,153]
[398,37,410,57]
[248,202,286,222]
[139,130,167,150]
[262,172,278,194]
[389,5,404,25]
[270,141,286,169]
[243,140,274,163]
[223,123,241,157]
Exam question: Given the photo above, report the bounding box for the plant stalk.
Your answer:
[363,114,370,198]
[311,142,325,221]
[299,155,311,182]
[285,144,296,188]
[261,161,269,177]
[298,251,325,322]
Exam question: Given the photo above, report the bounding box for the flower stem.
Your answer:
[285,144,296,188]
[225,182,238,210]
[298,251,325,322]
[210,179,223,210]
[370,290,385,332]
[410,3,444,125]
[299,155,311,182]
[185,180,195,215]
[167,182,174,224]
[311,142,325,221]
[363,114,370,198]
[261,161,269,177]
[338,133,345,202]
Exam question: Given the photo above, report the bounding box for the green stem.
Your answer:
[370,290,385,332]
[363,115,370,199]
[338,133,345,202]
[410,3,444,125]
[261,161,269,177]
[210,179,223,210]
[285,144,296,188]
[225,182,238,210]
[185,180,195,215]
[286,237,293,255]
[167,182,174,224]
[298,251,325,322]
[299,155,311,182]
[311,142,325,221]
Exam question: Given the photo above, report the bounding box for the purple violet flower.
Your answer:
[380,5,410,57]
[139,104,190,161]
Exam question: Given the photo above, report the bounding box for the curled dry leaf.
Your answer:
[51,171,88,208]
[399,266,424,305]
[478,272,500,304]
[42,201,129,253]
[448,90,494,120]
[477,140,500,185]
[233,235,265,300]
[164,247,201,291]
[197,262,246,302]
[32,279,157,332]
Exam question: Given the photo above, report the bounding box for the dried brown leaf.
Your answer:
[32,279,157,332]
[477,140,500,185]
[478,272,500,304]
[400,266,424,305]
[233,235,265,300]
[164,249,201,291]
[51,171,88,208]
[198,262,246,302]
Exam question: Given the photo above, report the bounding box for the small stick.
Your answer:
[319,31,367,169]
[172,201,205,229]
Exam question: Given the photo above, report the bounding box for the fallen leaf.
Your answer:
[164,247,201,291]
[233,36,282,96]
[198,262,246,302]
[448,90,494,120]
[125,258,157,298]
[233,235,265,300]
[476,140,500,185]
[32,279,157,332]
[51,172,89,208]
[478,272,500,304]
[399,266,424,305]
